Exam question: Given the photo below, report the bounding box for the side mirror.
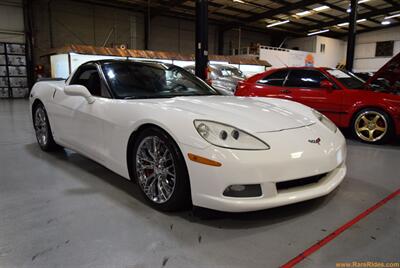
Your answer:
[64,85,95,104]
[320,80,334,90]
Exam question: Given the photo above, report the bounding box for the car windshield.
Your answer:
[326,69,365,89]
[102,62,220,99]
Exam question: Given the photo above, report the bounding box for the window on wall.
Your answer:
[375,41,394,57]
[320,43,326,53]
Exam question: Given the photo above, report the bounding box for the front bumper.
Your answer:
[181,125,347,212]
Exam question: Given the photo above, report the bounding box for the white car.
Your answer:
[30,60,347,212]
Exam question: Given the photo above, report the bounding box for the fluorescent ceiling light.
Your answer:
[308,29,329,36]
[313,5,330,12]
[381,20,391,25]
[337,19,367,27]
[385,13,400,19]
[267,20,290,28]
[296,10,312,16]
[232,0,246,3]
[347,8,351,13]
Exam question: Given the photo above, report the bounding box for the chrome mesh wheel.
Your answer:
[34,107,49,147]
[135,136,176,204]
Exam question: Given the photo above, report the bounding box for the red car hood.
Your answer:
[364,52,400,91]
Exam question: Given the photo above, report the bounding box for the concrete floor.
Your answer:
[0,99,399,268]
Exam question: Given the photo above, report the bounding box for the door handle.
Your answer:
[280,89,291,94]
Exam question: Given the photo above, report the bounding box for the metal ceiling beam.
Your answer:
[380,0,400,24]
[72,0,216,26]
[226,0,323,28]
[323,3,347,13]
[208,2,256,15]
[356,21,400,33]
[270,0,341,27]
[382,0,400,7]
[332,21,400,37]
[358,3,386,24]
[208,0,309,31]
[304,6,400,31]
[150,0,189,16]
[261,0,341,29]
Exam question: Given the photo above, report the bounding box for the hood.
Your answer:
[148,96,315,133]
[364,52,400,91]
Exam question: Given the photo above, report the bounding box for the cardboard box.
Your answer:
[12,88,28,98]
[0,88,9,98]
[0,77,8,87]
[0,66,7,76]
[7,55,26,66]
[6,44,25,55]
[8,66,26,76]
[9,77,27,87]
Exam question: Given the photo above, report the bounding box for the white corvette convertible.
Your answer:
[30,60,346,212]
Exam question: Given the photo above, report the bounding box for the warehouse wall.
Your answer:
[286,36,317,52]
[31,0,273,73]
[148,16,219,55]
[0,0,24,43]
[223,29,271,55]
[285,26,400,72]
[353,26,400,72]
[281,36,345,67]
[315,36,346,67]
[32,0,146,69]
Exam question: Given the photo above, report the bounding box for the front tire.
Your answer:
[33,103,62,151]
[132,127,191,211]
[351,108,393,144]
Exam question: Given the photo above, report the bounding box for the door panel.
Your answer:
[71,98,106,162]
[51,64,111,161]
[52,92,105,161]
[291,88,344,123]
[52,92,86,148]
[284,69,344,124]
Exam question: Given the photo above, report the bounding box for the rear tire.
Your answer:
[132,127,191,212]
[351,108,393,144]
[33,103,62,151]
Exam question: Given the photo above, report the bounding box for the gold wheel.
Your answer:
[354,111,387,142]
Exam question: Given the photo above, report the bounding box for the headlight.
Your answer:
[194,120,270,150]
[312,109,337,133]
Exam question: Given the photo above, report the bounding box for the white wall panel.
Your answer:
[353,26,400,72]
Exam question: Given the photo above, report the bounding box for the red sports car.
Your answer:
[235,53,400,144]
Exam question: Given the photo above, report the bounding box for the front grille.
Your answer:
[276,173,327,191]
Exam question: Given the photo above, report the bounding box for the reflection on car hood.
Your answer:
[146,96,315,133]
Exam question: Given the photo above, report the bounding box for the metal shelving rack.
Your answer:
[0,43,29,98]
